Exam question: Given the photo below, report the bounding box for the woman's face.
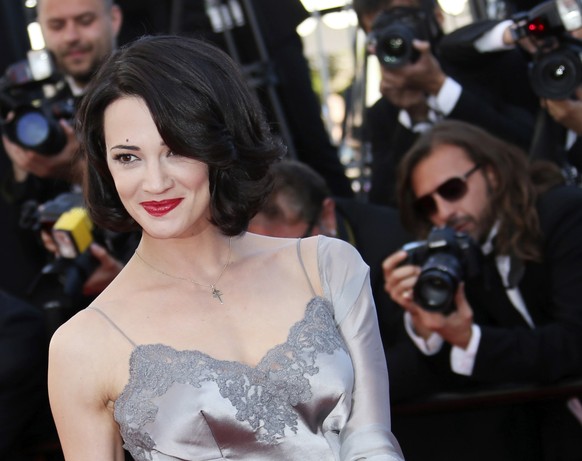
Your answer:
[104,96,212,239]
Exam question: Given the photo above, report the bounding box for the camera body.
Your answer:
[402,226,482,314]
[368,5,440,69]
[0,49,75,155]
[511,0,582,98]
[21,192,99,308]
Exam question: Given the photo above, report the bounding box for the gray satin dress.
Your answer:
[91,236,404,461]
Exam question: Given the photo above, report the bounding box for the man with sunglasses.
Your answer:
[383,119,582,460]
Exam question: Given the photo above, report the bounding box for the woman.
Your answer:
[48,35,404,461]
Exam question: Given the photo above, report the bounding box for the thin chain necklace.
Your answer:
[134,237,232,304]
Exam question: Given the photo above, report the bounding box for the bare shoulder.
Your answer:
[49,305,115,371]
[48,308,109,407]
[49,276,135,371]
[51,307,103,350]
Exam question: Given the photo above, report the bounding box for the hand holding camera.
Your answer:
[382,248,474,347]
[0,49,79,182]
[2,118,78,182]
[508,0,582,99]
[382,226,480,347]
[377,38,446,94]
[542,85,582,132]
[367,5,446,95]
[411,281,475,349]
[81,243,124,296]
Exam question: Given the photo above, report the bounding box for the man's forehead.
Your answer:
[363,0,422,31]
[37,0,106,19]
[385,0,421,8]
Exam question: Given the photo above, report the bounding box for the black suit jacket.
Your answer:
[0,291,57,459]
[389,185,582,461]
[464,185,582,384]
[365,35,538,206]
[403,185,582,389]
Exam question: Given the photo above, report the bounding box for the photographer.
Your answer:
[1,0,125,303]
[438,0,582,184]
[352,0,538,206]
[2,0,122,183]
[383,119,582,460]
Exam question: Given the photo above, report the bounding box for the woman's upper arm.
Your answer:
[48,316,125,461]
[317,237,404,459]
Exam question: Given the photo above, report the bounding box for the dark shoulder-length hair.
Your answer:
[76,35,285,235]
[397,120,544,262]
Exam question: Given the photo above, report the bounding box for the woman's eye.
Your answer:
[113,153,137,164]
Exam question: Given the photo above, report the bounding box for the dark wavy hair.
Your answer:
[76,35,285,235]
[397,120,544,262]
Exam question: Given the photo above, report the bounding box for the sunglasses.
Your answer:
[413,164,481,217]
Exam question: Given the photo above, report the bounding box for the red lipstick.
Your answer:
[141,199,183,217]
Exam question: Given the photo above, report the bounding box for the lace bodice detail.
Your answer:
[95,237,403,461]
[114,297,349,459]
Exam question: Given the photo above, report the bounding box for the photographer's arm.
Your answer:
[383,250,480,373]
[39,233,124,297]
[406,284,474,350]
[388,37,536,150]
[542,86,582,134]
[82,243,124,296]
[382,250,439,342]
[377,40,447,105]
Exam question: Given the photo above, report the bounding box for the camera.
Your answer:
[21,193,99,310]
[367,5,441,69]
[0,49,75,155]
[20,192,138,335]
[511,0,582,99]
[402,226,482,314]
[529,44,582,99]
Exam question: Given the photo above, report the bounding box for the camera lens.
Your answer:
[376,24,418,68]
[529,47,582,99]
[379,35,409,60]
[16,111,50,147]
[8,107,67,155]
[413,253,461,314]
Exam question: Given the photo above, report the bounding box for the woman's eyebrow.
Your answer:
[110,144,140,151]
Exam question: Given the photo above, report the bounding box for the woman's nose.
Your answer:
[143,163,172,193]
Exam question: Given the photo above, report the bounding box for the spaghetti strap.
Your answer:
[296,238,316,297]
[88,306,137,348]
